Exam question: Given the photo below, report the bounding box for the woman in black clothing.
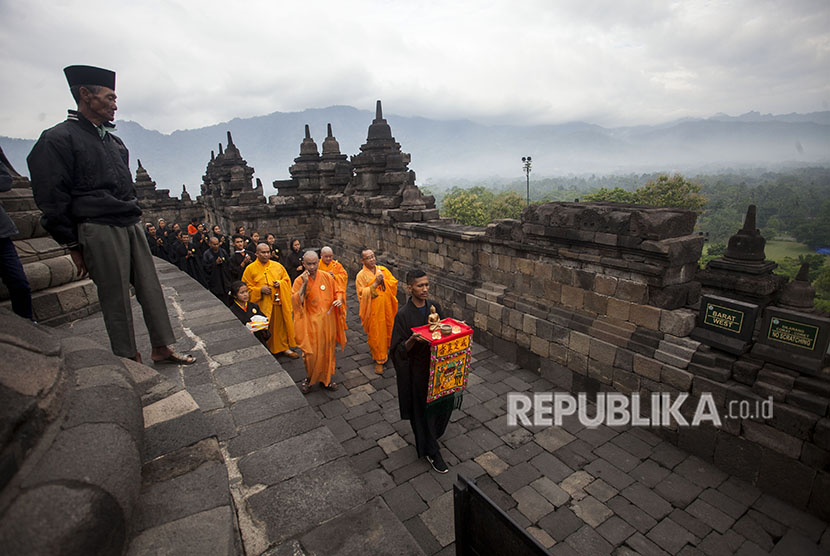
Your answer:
[285,237,303,284]
[228,281,269,345]
[212,224,228,251]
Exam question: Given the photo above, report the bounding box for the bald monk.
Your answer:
[242,243,299,358]
[355,248,398,375]
[292,250,347,393]
[319,246,349,321]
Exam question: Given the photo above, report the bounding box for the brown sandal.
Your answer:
[300,378,311,394]
[153,351,196,365]
[324,381,338,391]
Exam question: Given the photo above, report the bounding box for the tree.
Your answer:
[794,200,830,249]
[441,186,494,226]
[441,187,525,226]
[814,266,830,313]
[583,187,637,203]
[490,191,526,221]
[583,174,707,211]
[634,174,707,211]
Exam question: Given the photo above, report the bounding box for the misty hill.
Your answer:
[2,108,828,196]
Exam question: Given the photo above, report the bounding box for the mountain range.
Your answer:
[2,107,828,196]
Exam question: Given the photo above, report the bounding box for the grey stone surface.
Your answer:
[22,423,141,519]
[143,408,216,460]
[0,483,125,556]
[300,497,424,555]
[238,426,344,486]
[226,405,320,458]
[247,458,369,544]
[229,386,307,427]
[126,505,235,556]
[132,461,230,533]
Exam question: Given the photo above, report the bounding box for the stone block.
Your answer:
[594,274,617,296]
[629,304,661,330]
[569,331,590,355]
[582,291,608,315]
[767,403,819,441]
[613,368,639,394]
[616,280,648,304]
[248,458,370,545]
[660,365,693,391]
[589,338,616,365]
[632,354,662,381]
[787,390,829,416]
[238,427,345,486]
[606,297,631,321]
[566,351,588,375]
[126,506,234,556]
[587,359,613,385]
[742,420,803,458]
[560,284,584,309]
[530,336,549,358]
[757,448,816,508]
[300,497,423,556]
[659,309,696,337]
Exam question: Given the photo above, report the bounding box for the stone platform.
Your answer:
[60,260,830,555]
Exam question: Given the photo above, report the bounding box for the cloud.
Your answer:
[1,0,828,138]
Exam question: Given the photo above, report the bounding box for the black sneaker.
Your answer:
[426,453,449,474]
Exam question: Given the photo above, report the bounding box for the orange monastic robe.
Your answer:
[319,258,349,321]
[355,264,398,363]
[292,271,347,386]
[242,260,296,354]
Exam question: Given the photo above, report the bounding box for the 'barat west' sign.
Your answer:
[691,295,759,355]
[703,303,745,334]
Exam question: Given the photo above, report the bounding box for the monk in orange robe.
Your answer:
[292,250,346,393]
[242,243,298,358]
[319,246,348,323]
[355,248,398,375]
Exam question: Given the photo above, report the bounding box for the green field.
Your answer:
[764,240,817,263]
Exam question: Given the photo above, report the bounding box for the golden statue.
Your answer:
[428,305,440,331]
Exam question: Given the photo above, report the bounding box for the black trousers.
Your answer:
[0,236,33,320]
[410,403,452,459]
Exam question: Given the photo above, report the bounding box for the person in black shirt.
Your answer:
[229,280,269,346]
[27,64,193,364]
[145,223,167,260]
[285,237,303,284]
[389,269,453,474]
[229,234,252,282]
[202,236,231,302]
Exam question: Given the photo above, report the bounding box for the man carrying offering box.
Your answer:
[390,270,471,474]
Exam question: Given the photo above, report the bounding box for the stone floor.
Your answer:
[63,261,830,555]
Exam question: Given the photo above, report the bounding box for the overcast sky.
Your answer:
[1,0,828,139]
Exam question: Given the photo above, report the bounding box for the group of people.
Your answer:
[23,63,455,474]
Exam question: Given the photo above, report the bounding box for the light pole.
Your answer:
[521,156,532,206]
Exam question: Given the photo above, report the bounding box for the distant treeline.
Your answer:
[424,166,830,249]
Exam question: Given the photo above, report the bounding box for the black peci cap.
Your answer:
[63,65,116,90]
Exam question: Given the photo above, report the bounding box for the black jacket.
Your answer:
[390,298,443,420]
[27,111,141,245]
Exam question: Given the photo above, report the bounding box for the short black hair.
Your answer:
[406,269,427,285]
[69,84,101,103]
[231,234,245,242]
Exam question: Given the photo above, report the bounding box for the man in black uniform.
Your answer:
[27,65,194,365]
[202,236,231,301]
[389,269,454,473]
